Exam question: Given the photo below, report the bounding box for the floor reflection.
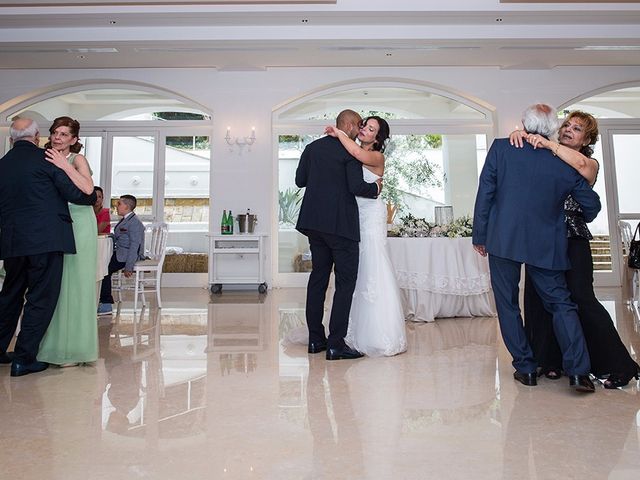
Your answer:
[502,387,639,479]
[0,287,638,479]
[101,306,208,440]
[307,356,365,479]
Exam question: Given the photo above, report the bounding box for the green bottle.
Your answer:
[221,209,227,234]
[228,210,234,234]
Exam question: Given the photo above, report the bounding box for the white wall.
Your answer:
[2,65,640,286]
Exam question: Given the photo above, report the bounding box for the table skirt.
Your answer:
[387,237,496,322]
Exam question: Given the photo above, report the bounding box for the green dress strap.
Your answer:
[67,152,93,176]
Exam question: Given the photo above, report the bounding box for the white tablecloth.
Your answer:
[387,237,495,322]
[97,235,113,281]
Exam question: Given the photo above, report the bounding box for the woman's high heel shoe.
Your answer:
[539,367,562,380]
[603,370,640,389]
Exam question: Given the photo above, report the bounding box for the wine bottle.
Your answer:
[228,210,234,234]
[221,209,227,234]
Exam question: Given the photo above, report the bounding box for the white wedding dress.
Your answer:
[284,166,406,357]
[344,166,407,357]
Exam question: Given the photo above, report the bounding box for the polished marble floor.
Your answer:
[1,286,639,480]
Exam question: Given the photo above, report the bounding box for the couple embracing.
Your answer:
[295,109,406,360]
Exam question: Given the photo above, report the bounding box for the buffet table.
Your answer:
[387,237,495,322]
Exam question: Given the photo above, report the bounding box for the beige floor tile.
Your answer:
[0,286,638,479]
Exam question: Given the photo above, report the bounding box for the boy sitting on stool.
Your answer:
[98,195,145,315]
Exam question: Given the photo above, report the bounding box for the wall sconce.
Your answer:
[225,126,256,152]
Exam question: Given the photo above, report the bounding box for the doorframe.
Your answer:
[597,120,640,287]
[271,125,496,288]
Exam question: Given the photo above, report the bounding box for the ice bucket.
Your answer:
[237,213,258,233]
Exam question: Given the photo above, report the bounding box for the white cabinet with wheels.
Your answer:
[207,234,268,293]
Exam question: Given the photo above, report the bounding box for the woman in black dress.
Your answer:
[510,111,639,388]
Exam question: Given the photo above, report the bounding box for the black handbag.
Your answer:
[628,224,640,269]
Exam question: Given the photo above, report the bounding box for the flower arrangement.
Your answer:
[445,215,473,238]
[387,214,473,238]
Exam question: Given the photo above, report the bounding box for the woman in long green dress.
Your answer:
[38,117,98,366]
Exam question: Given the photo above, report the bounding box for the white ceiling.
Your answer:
[1,4,639,70]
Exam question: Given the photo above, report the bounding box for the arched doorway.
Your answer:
[272,80,496,287]
[1,82,214,282]
[563,84,640,287]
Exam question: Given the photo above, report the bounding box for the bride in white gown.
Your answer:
[325,116,407,357]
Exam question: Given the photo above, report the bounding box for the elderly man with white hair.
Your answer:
[472,104,601,393]
[0,117,96,377]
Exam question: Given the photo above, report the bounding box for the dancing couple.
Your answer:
[473,103,638,393]
[295,109,407,360]
[0,118,97,376]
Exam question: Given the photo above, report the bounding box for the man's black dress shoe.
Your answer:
[326,345,364,361]
[513,371,537,386]
[308,341,327,354]
[569,375,595,393]
[10,360,49,377]
[0,352,14,364]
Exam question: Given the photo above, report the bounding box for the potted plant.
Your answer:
[279,187,303,227]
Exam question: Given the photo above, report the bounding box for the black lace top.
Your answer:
[564,159,599,240]
[565,195,592,240]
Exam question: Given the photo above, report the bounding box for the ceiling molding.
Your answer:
[0,5,638,69]
[501,0,640,3]
[0,0,335,6]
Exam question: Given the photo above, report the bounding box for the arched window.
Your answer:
[2,84,213,277]
[8,87,211,122]
[273,82,494,283]
[563,86,640,119]
[563,84,640,285]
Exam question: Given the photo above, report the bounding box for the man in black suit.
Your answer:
[295,109,381,360]
[0,118,97,377]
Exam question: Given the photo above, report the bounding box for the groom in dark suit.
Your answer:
[472,104,601,392]
[296,109,381,360]
[0,118,97,377]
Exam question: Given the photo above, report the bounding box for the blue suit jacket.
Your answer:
[113,213,145,272]
[472,138,601,271]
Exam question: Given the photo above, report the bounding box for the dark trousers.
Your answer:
[489,254,590,375]
[305,230,359,350]
[525,237,639,376]
[0,252,64,363]
[99,253,126,304]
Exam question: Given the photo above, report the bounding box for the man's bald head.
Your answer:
[10,117,39,144]
[336,109,362,140]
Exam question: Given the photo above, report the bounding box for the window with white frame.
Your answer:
[3,86,213,273]
[274,84,494,276]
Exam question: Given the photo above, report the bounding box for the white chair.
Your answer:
[114,222,169,310]
[619,220,639,303]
